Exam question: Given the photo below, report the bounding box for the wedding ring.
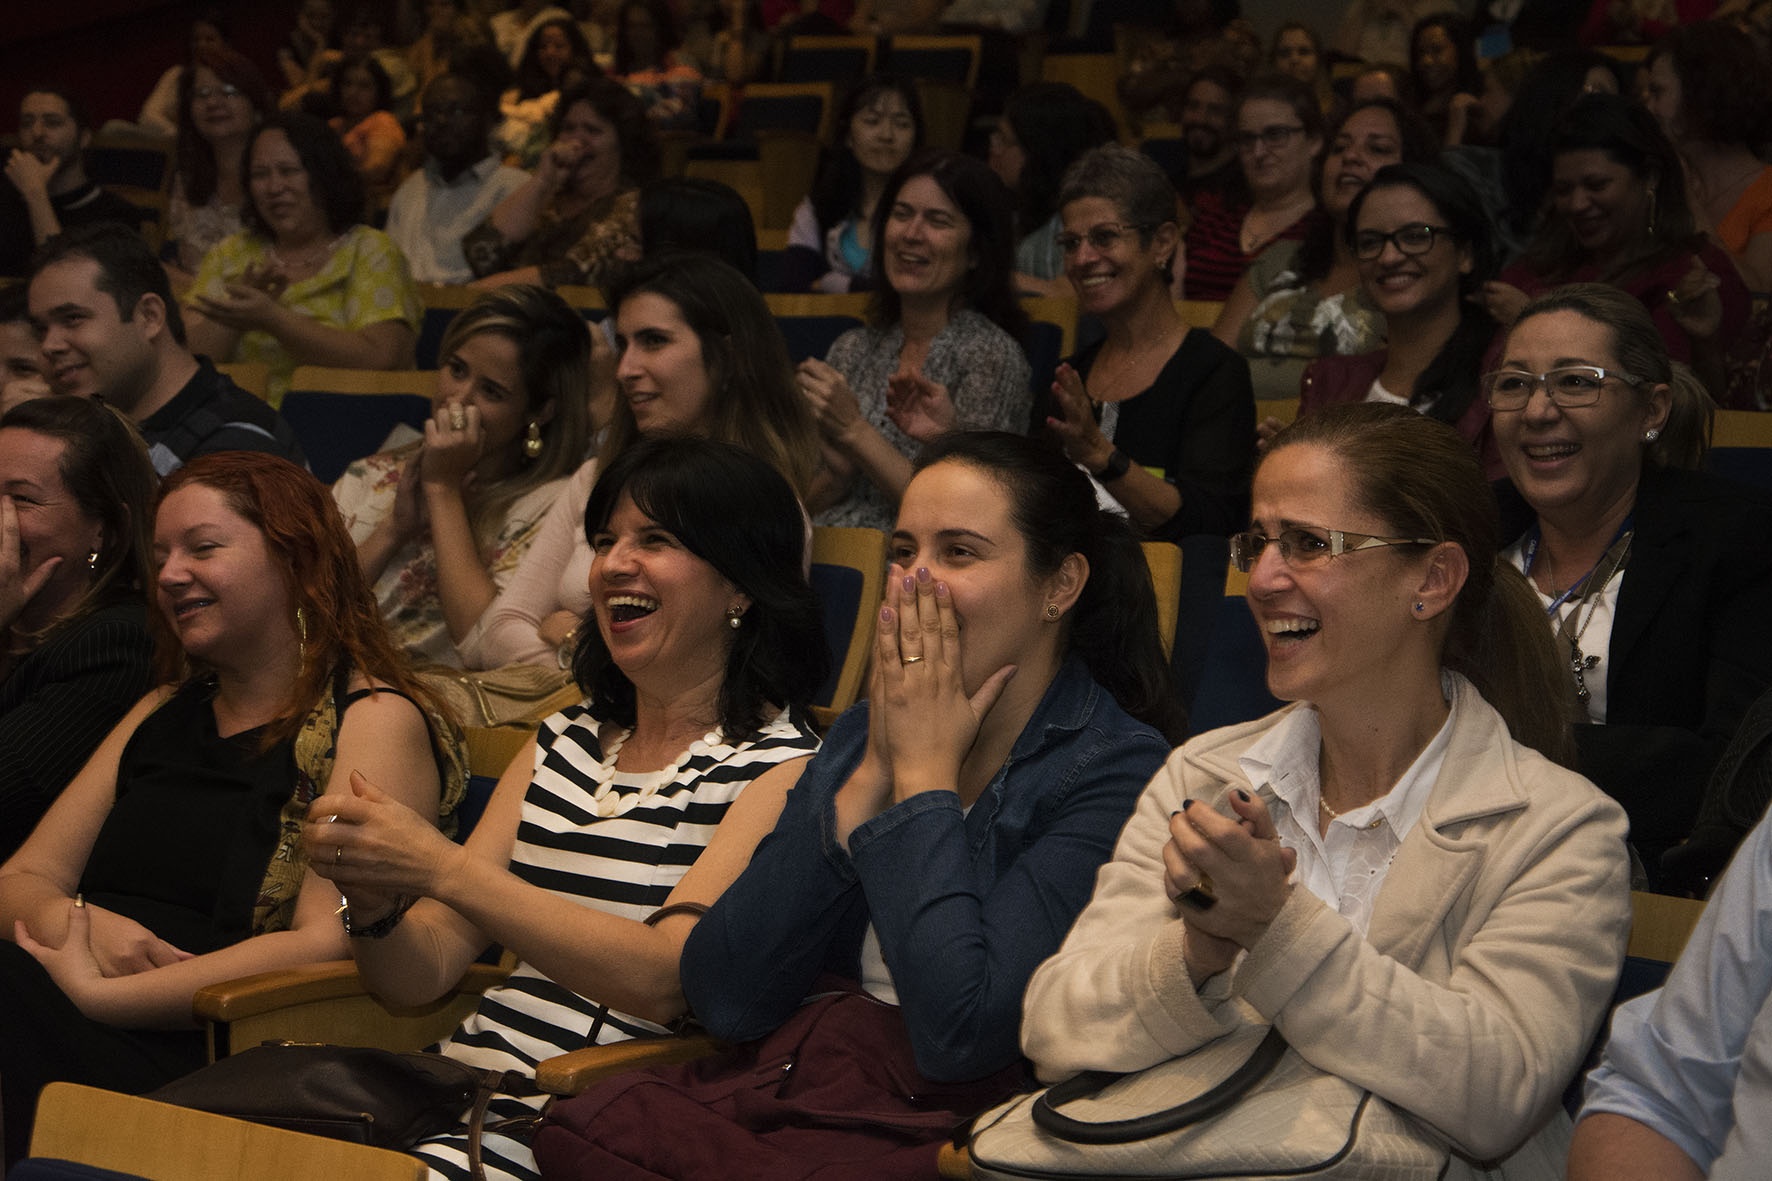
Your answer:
[449,406,467,431]
[902,655,925,664]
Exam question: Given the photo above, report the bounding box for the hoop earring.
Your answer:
[524,420,544,460]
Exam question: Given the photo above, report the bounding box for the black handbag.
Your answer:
[149,1042,538,1179]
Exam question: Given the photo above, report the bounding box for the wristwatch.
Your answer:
[1092,449,1133,483]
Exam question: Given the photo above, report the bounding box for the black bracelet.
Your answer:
[1092,449,1133,482]
[340,894,415,939]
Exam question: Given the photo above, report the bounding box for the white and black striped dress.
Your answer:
[412,703,819,1181]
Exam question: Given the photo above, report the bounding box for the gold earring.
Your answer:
[1044,603,1060,620]
[86,548,99,571]
[295,605,310,662]
[524,420,544,460]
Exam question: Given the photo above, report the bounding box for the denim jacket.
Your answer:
[681,658,1171,1082]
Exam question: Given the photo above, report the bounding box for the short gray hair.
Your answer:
[1056,144,1176,238]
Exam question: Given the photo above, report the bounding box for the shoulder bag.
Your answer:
[967,1020,1448,1180]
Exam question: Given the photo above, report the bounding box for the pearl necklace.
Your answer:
[1318,793,1383,830]
[587,722,717,818]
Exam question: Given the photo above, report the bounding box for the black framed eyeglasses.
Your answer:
[1351,223,1456,260]
[1056,223,1153,255]
[1229,527,1437,573]
[1482,365,1643,411]
[1234,124,1307,152]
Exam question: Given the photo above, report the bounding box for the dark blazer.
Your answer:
[1498,466,1772,880]
[0,601,154,862]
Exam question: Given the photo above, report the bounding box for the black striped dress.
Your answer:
[412,703,819,1181]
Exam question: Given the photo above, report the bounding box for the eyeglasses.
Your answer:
[1234,124,1307,152]
[1482,365,1643,411]
[1229,527,1437,573]
[192,83,243,101]
[1352,223,1455,260]
[1056,223,1152,255]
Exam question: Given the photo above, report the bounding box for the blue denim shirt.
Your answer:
[681,658,1171,1082]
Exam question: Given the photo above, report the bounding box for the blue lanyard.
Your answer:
[1520,515,1634,616]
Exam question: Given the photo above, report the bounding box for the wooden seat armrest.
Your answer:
[536,1035,726,1096]
[193,960,511,1022]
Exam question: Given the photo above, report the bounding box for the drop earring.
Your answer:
[86,548,99,572]
[295,606,311,663]
[726,606,744,630]
[524,420,544,460]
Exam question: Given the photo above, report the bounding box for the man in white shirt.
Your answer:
[385,73,530,285]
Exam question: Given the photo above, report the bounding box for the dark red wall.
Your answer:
[0,1,295,130]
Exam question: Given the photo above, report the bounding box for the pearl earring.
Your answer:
[726,606,744,630]
[524,420,544,460]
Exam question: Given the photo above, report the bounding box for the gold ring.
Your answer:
[449,407,467,430]
[334,845,344,866]
[902,655,925,665]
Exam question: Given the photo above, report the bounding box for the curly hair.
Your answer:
[573,436,828,740]
[240,111,364,236]
[552,76,661,187]
[152,452,448,746]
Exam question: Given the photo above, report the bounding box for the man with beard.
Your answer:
[1,88,146,277]
[385,73,531,284]
[1174,65,1242,206]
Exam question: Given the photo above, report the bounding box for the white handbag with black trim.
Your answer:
[967,1020,1448,1180]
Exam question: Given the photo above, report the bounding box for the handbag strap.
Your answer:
[466,1067,543,1181]
[1031,1027,1290,1145]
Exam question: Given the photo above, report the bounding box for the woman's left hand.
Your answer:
[15,904,124,1022]
[873,563,1017,794]
[1162,790,1295,952]
[1044,363,1112,471]
[305,770,468,900]
[188,281,282,334]
[885,368,957,443]
[1667,256,1724,341]
[421,400,485,491]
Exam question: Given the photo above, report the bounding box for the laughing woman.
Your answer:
[800,150,1031,532]
[0,453,462,1167]
[1022,403,1632,1181]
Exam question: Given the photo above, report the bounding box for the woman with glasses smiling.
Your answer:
[1034,144,1254,540]
[1184,75,1326,303]
[1023,401,1632,1181]
[165,47,274,288]
[1489,283,1772,892]
[1295,163,1503,476]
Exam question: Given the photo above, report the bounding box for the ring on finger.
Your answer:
[449,408,467,431]
[902,655,925,665]
[334,845,344,866]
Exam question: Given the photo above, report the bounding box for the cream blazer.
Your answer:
[1021,675,1632,1180]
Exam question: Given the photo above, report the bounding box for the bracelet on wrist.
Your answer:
[339,894,415,939]
[1091,448,1133,483]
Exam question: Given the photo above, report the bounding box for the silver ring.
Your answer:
[902,655,925,665]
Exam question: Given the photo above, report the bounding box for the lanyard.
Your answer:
[1519,515,1634,616]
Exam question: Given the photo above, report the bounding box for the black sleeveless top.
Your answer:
[79,679,296,956]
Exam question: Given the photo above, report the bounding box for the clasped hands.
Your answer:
[188,261,289,332]
[1163,790,1295,986]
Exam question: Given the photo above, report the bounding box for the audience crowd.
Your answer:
[2,1,1772,1177]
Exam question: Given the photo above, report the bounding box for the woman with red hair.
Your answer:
[0,452,465,1168]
